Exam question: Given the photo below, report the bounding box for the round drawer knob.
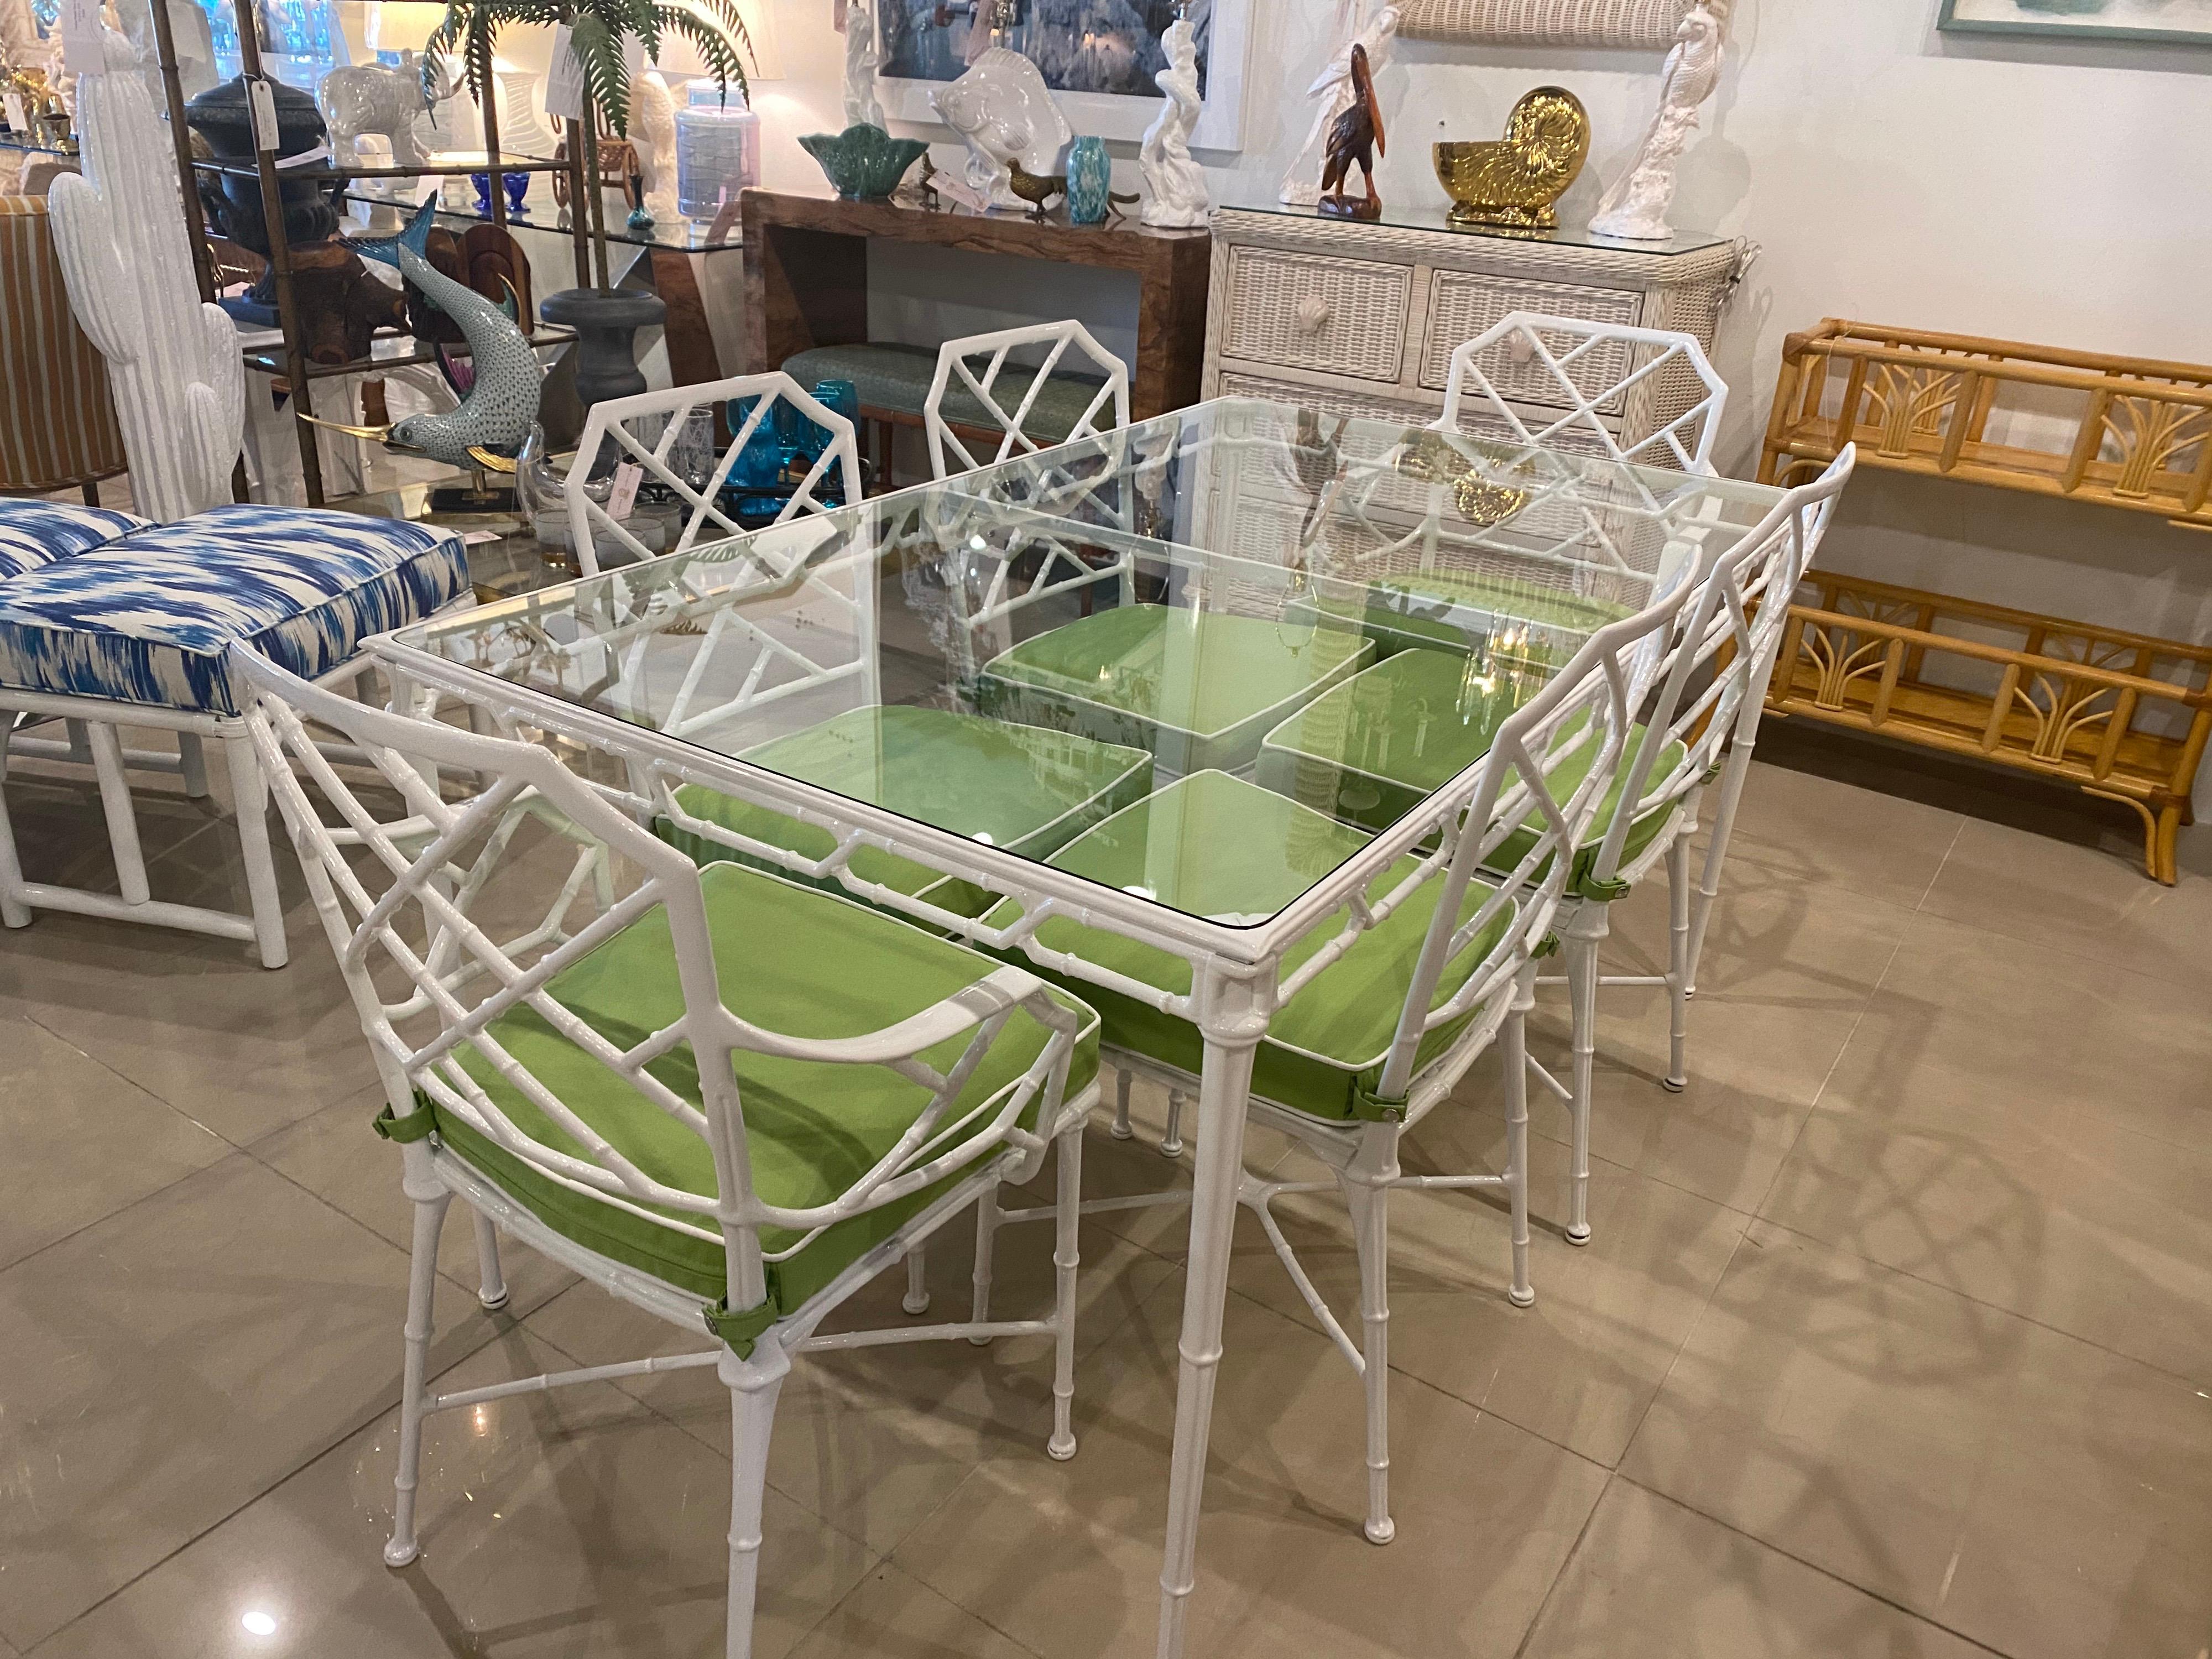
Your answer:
[1295,296,1332,335]
[1508,332,1537,364]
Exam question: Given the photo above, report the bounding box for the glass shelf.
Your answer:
[1214,193,1731,259]
[342,179,742,253]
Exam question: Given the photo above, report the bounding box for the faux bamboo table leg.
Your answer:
[1154,966,1272,1659]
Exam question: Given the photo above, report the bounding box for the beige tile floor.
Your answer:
[3,737,2211,1659]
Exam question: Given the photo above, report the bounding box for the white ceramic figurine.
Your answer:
[1140,16,1208,229]
[1589,0,1730,242]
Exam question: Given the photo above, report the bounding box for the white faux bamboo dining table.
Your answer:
[370,397,1796,1655]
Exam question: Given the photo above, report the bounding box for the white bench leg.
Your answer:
[85,721,151,906]
[0,724,30,929]
[225,731,290,969]
[178,733,211,798]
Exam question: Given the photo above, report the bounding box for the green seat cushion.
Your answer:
[1260,650,1685,900]
[782,342,1110,442]
[975,604,1375,775]
[656,707,1154,918]
[981,771,1510,1121]
[1291,568,1634,659]
[424,862,1098,1317]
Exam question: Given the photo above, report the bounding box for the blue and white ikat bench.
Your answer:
[0,500,469,967]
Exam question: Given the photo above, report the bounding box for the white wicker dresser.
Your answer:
[1201,202,1746,453]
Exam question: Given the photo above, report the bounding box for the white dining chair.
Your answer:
[234,645,1100,1659]
[988,562,1699,1548]
[925,320,1132,480]
[566,372,865,577]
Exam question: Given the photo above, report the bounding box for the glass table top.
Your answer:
[391,398,1793,933]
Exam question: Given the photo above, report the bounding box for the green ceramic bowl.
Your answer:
[799,124,929,201]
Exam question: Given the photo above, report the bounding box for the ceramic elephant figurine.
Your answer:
[319,58,435,172]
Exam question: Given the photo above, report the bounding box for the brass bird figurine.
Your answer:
[1318,44,1386,221]
[1008,158,1138,222]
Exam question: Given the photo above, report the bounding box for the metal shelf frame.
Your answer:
[150,0,593,505]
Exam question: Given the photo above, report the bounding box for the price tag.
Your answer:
[544,24,586,122]
[3,93,27,132]
[248,75,283,152]
[607,462,643,521]
[59,0,103,75]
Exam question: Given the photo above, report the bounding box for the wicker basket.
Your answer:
[1399,0,1693,49]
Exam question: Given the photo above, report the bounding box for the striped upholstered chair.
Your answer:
[0,195,128,503]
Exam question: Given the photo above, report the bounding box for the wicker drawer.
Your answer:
[1418,272,1644,404]
[1220,248,1413,383]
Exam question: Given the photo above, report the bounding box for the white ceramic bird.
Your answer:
[48,27,243,519]
[1590,0,1730,242]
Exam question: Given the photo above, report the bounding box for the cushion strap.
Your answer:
[1580,874,1632,901]
[1352,1086,1407,1124]
[373,1102,439,1144]
[702,1298,779,1358]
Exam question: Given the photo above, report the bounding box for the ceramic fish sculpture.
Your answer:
[341,193,439,267]
[302,243,542,467]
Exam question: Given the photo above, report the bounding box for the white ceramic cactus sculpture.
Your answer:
[49,27,243,519]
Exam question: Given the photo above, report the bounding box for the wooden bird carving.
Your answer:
[1317,44,1386,222]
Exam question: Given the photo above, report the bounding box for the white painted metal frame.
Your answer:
[1438,311,1731,475]
[926,321,1133,481]
[1083,570,1702,1559]
[1545,447,1856,1242]
[233,646,1098,1659]
[566,372,865,578]
[368,400,1814,1659]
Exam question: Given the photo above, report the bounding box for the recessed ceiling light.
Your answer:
[241,1610,279,1637]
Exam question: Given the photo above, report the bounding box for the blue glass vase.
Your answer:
[1066,137,1111,226]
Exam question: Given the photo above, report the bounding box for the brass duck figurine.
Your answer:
[1318,44,1386,221]
[1433,87,1591,231]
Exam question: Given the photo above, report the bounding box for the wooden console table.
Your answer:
[740,189,1212,421]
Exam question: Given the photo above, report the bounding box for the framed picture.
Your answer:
[1938,0,2212,46]
[874,0,1254,151]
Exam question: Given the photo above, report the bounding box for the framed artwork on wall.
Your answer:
[874,0,1254,150]
[1938,0,2212,46]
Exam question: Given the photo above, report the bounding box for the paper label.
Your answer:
[248,76,283,152]
[3,93,27,132]
[608,462,643,521]
[544,24,586,122]
[58,0,103,76]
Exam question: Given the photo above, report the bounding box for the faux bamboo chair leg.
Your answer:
[903,1246,932,1315]
[1340,1144,1398,1545]
[722,1351,790,1659]
[968,1181,1000,1344]
[385,1179,451,1567]
[471,1213,510,1312]
[1109,1067,1135,1140]
[1048,1121,1084,1461]
[1666,832,1692,1094]
[1160,1088,1187,1158]
[1503,962,1537,1307]
[1561,907,1606,1247]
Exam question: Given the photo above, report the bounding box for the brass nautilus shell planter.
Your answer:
[1433,86,1592,231]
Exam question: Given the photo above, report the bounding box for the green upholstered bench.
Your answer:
[655,706,1154,919]
[974,604,1375,777]
[782,343,1114,482]
[978,770,1509,1123]
[1257,648,1688,898]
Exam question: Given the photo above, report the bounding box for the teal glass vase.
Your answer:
[1066,137,1112,226]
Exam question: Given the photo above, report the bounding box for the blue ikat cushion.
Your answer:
[0,505,469,715]
[0,499,148,580]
